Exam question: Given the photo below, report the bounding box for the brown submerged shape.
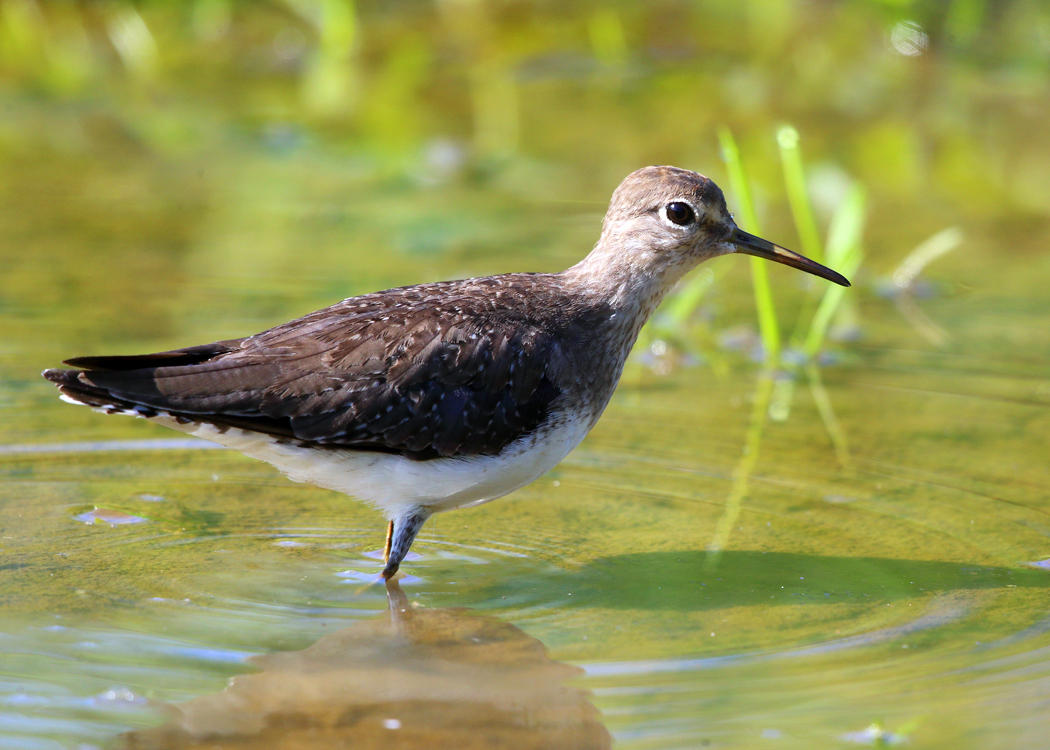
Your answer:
[120,582,611,750]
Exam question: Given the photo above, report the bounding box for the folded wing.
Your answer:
[44,282,563,460]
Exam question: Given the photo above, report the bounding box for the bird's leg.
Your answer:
[383,520,393,564]
[382,508,430,579]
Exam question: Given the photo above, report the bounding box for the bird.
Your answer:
[43,166,849,580]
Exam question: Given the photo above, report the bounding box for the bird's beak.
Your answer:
[729,227,850,287]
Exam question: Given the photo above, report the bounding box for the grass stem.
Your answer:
[777,125,823,263]
[719,127,781,362]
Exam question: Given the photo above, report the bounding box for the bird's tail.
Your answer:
[41,341,241,415]
[42,368,161,417]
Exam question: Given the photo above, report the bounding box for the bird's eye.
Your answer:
[665,201,696,226]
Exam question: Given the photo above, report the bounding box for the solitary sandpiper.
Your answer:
[44,166,849,579]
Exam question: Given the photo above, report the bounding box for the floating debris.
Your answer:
[841,722,907,745]
[90,687,148,708]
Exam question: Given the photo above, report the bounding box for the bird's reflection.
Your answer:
[122,581,610,749]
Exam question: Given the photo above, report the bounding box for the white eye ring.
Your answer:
[664,201,697,227]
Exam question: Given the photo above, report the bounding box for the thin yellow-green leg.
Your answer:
[383,520,394,564]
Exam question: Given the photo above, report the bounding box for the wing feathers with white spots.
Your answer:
[44,277,565,460]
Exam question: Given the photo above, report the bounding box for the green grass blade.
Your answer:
[771,138,865,423]
[806,361,852,470]
[719,127,780,361]
[825,183,867,268]
[803,186,866,357]
[803,247,863,357]
[892,227,962,291]
[718,128,760,229]
[777,125,823,263]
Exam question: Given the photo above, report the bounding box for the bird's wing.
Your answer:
[44,281,564,459]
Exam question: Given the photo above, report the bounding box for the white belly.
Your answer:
[150,412,591,520]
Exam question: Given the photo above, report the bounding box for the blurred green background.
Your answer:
[2,2,1050,748]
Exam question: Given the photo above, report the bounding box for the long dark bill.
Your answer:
[731,227,851,287]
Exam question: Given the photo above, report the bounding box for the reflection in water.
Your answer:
[121,581,610,749]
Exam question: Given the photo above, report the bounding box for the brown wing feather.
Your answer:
[44,277,565,460]
[63,341,241,370]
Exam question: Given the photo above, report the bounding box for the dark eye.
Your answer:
[665,201,696,226]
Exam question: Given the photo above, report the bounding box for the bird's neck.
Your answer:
[562,232,692,326]
[548,236,694,427]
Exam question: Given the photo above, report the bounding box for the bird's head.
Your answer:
[595,165,850,288]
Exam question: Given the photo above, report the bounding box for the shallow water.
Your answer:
[3,2,1050,748]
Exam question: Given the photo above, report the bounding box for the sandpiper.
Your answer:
[43,166,849,579]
